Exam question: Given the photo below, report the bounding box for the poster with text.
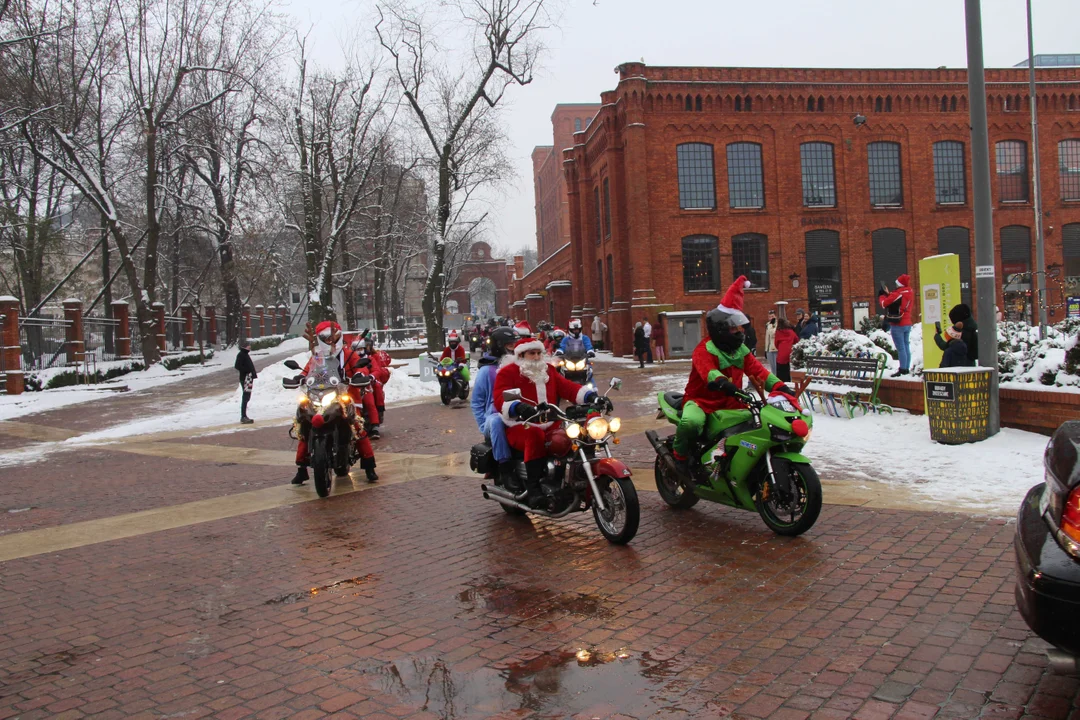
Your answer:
[919,254,961,371]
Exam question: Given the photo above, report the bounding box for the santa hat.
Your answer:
[513,337,546,356]
[315,320,341,337]
[718,276,751,315]
[448,330,459,342]
[514,321,532,338]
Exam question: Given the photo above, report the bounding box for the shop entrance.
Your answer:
[805,230,843,329]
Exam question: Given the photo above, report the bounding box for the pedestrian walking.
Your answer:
[774,318,799,383]
[642,316,654,364]
[652,320,666,363]
[234,342,257,424]
[764,309,778,373]
[633,322,648,368]
[591,314,608,352]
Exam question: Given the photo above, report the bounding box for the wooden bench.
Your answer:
[794,352,893,418]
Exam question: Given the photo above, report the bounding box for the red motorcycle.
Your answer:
[473,378,639,544]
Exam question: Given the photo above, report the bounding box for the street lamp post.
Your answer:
[1026,0,1048,338]
[964,0,1001,436]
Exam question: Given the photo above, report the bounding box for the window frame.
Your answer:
[726,142,765,209]
[602,177,612,237]
[932,140,967,205]
[800,142,837,208]
[731,233,770,290]
[675,142,717,210]
[593,186,601,244]
[867,141,904,208]
[995,140,1030,203]
[1058,139,1080,202]
[681,235,721,293]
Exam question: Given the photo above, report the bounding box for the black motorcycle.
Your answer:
[556,337,595,386]
[428,352,470,405]
[283,355,370,497]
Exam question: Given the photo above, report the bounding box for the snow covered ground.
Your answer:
[636,370,1044,517]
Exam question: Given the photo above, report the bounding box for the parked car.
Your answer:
[1015,420,1080,673]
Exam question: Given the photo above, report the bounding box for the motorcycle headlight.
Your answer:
[318,391,337,408]
[297,394,309,406]
[575,360,586,371]
[566,422,582,439]
[586,417,609,441]
[608,417,622,433]
[766,395,799,413]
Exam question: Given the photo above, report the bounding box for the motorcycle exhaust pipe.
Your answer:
[481,483,528,503]
[646,430,682,478]
[1047,648,1079,675]
[480,485,580,519]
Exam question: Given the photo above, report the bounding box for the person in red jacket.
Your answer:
[879,273,916,376]
[493,336,607,508]
[440,330,470,382]
[292,321,377,484]
[672,277,791,472]
[773,317,800,383]
[352,335,390,429]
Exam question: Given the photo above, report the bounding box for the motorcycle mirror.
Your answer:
[284,359,301,370]
[609,377,622,391]
[502,389,523,403]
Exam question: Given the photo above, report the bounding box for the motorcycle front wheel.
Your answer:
[311,440,332,498]
[755,459,822,536]
[440,384,452,405]
[591,475,639,544]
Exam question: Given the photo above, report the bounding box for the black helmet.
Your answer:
[706,307,746,353]
[488,326,517,357]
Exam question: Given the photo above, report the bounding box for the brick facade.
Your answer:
[534,63,1080,357]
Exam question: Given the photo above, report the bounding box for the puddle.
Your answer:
[456,576,614,620]
[354,649,686,719]
[265,574,376,605]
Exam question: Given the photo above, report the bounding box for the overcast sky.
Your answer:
[290,0,1080,256]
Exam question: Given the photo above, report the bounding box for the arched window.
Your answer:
[593,186,602,244]
[932,141,966,204]
[745,96,752,111]
[695,95,702,112]
[597,260,605,310]
[1058,139,1080,201]
[726,142,764,208]
[807,97,815,112]
[800,142,836,207]
[676,143,716,209]
[602,177,612,237]
[606,254,615,305]
[805,230,842,322]
[871,229,908,311]
[868,142,903,206]
[732,233,769,289]
[1063,223,1080,286]
[875,96,883,112]
[681,236,720,292]
[995,140,1029,202]
[574,117,582,132]
[734,96,742,112]
[950,96,958,112]
[885,96,893,112]
[685,95,693,112]
[940,96,949,112]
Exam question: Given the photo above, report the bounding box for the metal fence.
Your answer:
[83,314,121,363]
[165,316,186,352]
[20,313,70,371]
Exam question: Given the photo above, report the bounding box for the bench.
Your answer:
[794,352,893,418]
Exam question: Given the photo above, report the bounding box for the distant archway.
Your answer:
[468,277,498,320]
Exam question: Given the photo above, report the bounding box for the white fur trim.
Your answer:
[575,385,591,405]
[513,339,545,356]
[743,280,751,288]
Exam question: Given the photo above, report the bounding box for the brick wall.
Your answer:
[552,63,1080,357]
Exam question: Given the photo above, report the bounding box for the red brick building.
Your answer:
[517,63,1080,357]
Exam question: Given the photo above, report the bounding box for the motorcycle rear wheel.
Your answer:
[312,441,332,498]
[755,460,822,536]
[654,456,699,509]
[591,475,639,544]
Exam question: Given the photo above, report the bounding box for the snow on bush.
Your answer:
[790,328,895,370]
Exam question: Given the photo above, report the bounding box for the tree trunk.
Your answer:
[101,214,113,354]
[142,116,160,304]
[219,240,242,345]
[373,265,386,331]
[422,150,453,350]
[340,235,355,329]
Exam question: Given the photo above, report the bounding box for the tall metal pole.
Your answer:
[965,0,1000,436]
[1027,0,1048,338]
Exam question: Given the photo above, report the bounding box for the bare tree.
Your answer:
[376,0,550,349]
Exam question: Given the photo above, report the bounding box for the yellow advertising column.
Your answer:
[918,253,961,371]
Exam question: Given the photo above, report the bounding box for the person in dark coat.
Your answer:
[234,342,257,424]
[799,313,821,339]
[934,324,972,368]
[633,322,648,368]
[948,303,979,364]
[742,318,758,357]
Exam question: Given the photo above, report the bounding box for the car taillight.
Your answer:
[1061,486,1080,544]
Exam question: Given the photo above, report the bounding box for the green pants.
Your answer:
[673,400,707,458]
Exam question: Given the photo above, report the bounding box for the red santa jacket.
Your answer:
[879,274,916,326]
[301,347,361,380]
[493,360,592,429]
[440,345,467,364]
[683,340,779,414]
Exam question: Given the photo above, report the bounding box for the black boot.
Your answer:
[498,460,518,491]
[367,424,381,439]
[524,458,548,510]
[377,406,385,424]
[291,465,308,485]
[361,457,378,483]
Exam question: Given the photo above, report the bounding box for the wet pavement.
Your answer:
[0,357,1077,719]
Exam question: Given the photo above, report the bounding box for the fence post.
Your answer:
[63,299,85,367]
[152,302,166,353]
[205,306,217,346]
[0,296,23,395]
[242,304,251,343]
[277,304,287,335]
[253,304,264,339]
[181,305,195,349]
[112,301,131,357]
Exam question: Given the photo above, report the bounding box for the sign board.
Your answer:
[926,381,956,402]
[418,354,440,383]
[975,265,995,279]
[919,254,961,371]
[852,301,870,330]
[1068,296,1080,319]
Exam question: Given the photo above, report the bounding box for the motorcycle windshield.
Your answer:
[306,352,337,395]
[563,338,587,361]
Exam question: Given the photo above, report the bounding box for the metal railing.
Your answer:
[83,315,121,363]
[20,313,71,371]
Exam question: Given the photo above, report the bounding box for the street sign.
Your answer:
[926,381,956,402]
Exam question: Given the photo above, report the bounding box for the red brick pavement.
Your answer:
[1,471,1077,719]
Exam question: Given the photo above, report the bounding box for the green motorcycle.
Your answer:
[646,387,822,536]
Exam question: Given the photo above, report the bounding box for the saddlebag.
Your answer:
[470,443,494,474]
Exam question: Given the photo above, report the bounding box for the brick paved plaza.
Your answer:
[0,356,1077,719]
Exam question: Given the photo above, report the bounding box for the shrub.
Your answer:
[42,360,147,390]
[247,334,287,351]
[162,349,214,371]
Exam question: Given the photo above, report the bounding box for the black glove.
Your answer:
[706,378,739,396]
[771,383,794,396]
[511,402,539,421]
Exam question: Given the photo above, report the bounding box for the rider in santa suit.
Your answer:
[493,336,611,508]
[292,321,378,485]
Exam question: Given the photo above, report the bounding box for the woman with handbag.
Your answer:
[879,274,916,377]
